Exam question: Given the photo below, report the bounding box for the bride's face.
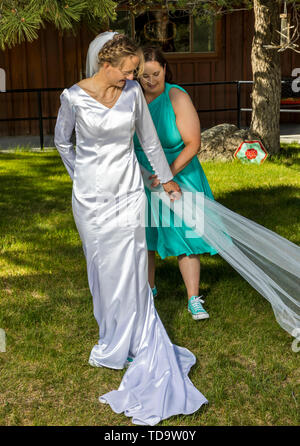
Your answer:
[140,61,166,95]
[105,55,140,88]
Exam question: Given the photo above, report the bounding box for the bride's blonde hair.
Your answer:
[98,34,144,78]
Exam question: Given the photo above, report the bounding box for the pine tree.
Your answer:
[0,0,118,50]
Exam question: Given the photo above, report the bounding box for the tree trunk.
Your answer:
[250,0,281,154]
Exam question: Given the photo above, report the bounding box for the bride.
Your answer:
[55,32,208,426]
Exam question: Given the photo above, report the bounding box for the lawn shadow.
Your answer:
[1,153,299,349]
[0,164,72,218]
[153,183,299,339]
[269,145,300,170]
[214,184,300,243]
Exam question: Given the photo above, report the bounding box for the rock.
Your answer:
[199,124,261,161]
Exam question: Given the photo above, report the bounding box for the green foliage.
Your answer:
[83,0,117,35]
[2,0,300,50]
[0,1,43,49]
[41,0,86,30]
[0,0,117,49]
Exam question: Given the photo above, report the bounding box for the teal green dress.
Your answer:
[134,82,217,259]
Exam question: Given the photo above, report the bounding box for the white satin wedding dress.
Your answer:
[54,80,208,425]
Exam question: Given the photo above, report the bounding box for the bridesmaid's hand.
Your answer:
[162,180,182,202]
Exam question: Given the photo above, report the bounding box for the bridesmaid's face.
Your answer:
[140,61,166,95]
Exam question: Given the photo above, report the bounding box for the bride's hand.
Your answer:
[162,180,182,202]
[149,174,160,187]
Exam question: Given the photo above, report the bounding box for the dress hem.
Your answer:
[156,249,218,260]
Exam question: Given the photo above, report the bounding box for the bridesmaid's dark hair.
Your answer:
[142,46,173,83]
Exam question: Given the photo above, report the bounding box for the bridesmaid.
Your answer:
[134,46,217,321]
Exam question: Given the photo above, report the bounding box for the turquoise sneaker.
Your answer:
[188,296,209,320]
[151,286,158,297]
[89,357,133,369]
[124,356,134,368]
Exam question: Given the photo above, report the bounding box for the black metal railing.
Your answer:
[0,87,63,150]
[181,80,300,130]
[1,80,299,150]
[181,81,243,128]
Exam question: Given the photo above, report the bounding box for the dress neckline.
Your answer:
[146,83,170,106]
[75,82,127,110]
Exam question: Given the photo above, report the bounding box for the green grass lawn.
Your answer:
[0,145,299,426]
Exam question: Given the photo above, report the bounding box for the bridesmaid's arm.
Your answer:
[168,88,201,177]
[54,89,76,180]
[135,82,173,185]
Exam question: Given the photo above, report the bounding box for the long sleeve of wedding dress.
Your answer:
[54,80,208,426]
[135,83,173,184]
[54,89,76,180]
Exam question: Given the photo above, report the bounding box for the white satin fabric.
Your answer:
[54,80,208,425]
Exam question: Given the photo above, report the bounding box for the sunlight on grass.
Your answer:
[0,147,299,426]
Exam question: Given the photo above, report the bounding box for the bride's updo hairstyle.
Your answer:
[98,34,144,77]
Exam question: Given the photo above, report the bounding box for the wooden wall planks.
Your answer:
[0,10,299,136]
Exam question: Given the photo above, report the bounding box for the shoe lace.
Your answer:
[191,296,205,310]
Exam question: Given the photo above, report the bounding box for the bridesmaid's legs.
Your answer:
[148,250,156,289]
[177,254,201,299]
[149,251,201,300]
